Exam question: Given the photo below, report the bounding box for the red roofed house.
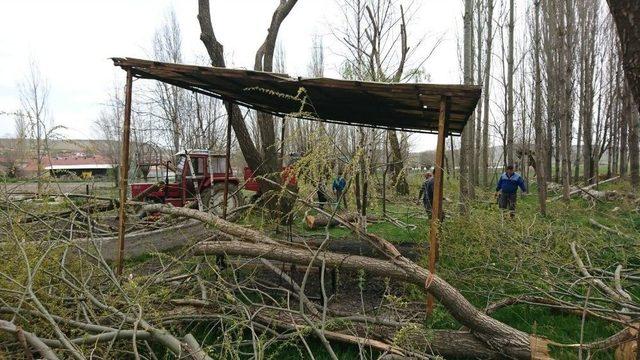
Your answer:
[23,153,115,179]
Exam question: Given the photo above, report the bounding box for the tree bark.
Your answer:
[533,0,547,216]
[460,0,475,212]
[475,0,484,186]
[198,0,298,217]
[253,0,298,176]
[196,240,536,359]
[607,1,640,115]
[387,130,409,195]
[620,95,629,176]
[505,0,515,167]
[138,202,542,359]
[481,0,493,187]
[628,104,640,189]
[578,1,596,184]
[197,0,262,170]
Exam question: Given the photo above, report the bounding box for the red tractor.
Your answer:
[131,150,244,216]
[131,150,298,217]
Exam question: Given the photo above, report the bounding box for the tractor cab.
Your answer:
[131,149,243,217]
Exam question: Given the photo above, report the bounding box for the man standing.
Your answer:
[317,180,328,209]
[332,172,347,209]
[418,172,435,217]
[495,165,527,218]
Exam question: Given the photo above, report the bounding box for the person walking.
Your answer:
[495,165,527,219]
[332,172,347,209]
[418,172,435,217]
[316,180,328,209]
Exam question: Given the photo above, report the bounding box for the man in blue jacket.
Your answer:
[495,165,527,218]
[332,172,347,209]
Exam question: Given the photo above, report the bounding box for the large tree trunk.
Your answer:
[197,240,537,358]
[554,0,574,201]
[253,0,298,184]
[533,0,547,216]
[387,130,409,195]
[541,1,555,182]
[481,0,493,187]
[474,0,484,186]
[460,0,475,212]
[505,0,515,167]
[138,203,542,359]
[607,1,640,115]
[578,2,597,185]
[198,1,264,172]
[629,106,640,189]
[620,95,629,176]
[198,0,298,219]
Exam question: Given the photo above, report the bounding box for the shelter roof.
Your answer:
[112,57,481,135]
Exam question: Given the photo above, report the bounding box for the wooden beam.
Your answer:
[222,105,233,220]
[427,95,449,315]
[116,69,133,276]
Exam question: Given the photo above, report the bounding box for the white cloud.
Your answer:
[0,0,465,152]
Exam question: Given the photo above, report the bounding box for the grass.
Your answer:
[6,171,637,359]
[279,173,640,359]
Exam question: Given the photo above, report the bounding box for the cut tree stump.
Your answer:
[304,213,379,230]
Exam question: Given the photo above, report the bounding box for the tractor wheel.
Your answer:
[203,183,245,221]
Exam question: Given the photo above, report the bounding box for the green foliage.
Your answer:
[3,161,639,359]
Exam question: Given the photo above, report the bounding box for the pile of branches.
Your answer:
[1,186,638,359]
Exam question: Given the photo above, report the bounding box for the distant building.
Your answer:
[24,153,115,179]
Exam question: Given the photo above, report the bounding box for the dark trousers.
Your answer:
[335,189,347,209]
[317,190,328,209]
[423,198,433,218]
[498,192,517,217]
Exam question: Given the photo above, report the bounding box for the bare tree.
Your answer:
[19,60,50,196]
[577,1,598,183]
[532,0,547,215]
[481,0,494,187]
[505,0,515,167]
[607,1,640,114]
[151,8,187,156]
[474,0,484,185]
[198,0,299,219]
[460,0,475,212]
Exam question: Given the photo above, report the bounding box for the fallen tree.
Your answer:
[549,176,620,201]
[1,185,633,358]
[140,202,544,359]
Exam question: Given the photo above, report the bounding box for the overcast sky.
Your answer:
[0,0,467,152]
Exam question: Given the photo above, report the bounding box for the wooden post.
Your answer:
[427,95,449,315]
[280,116,286,166]
[116,69,133,276]
[222,107,232,220]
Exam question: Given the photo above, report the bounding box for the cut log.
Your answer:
[304,212,379,230]
[304,213,340,229]
[259,313,503,359]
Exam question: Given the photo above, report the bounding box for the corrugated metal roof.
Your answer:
[112,57,481,135]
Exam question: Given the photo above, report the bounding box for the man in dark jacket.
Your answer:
[418,172,435,217]
[332,172,347,209]
[495,165,527,218]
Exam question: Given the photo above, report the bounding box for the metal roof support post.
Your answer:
[116,69,133,276]
[279,116,286,165]
[427,95,450,315]
[222,105,232,220]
